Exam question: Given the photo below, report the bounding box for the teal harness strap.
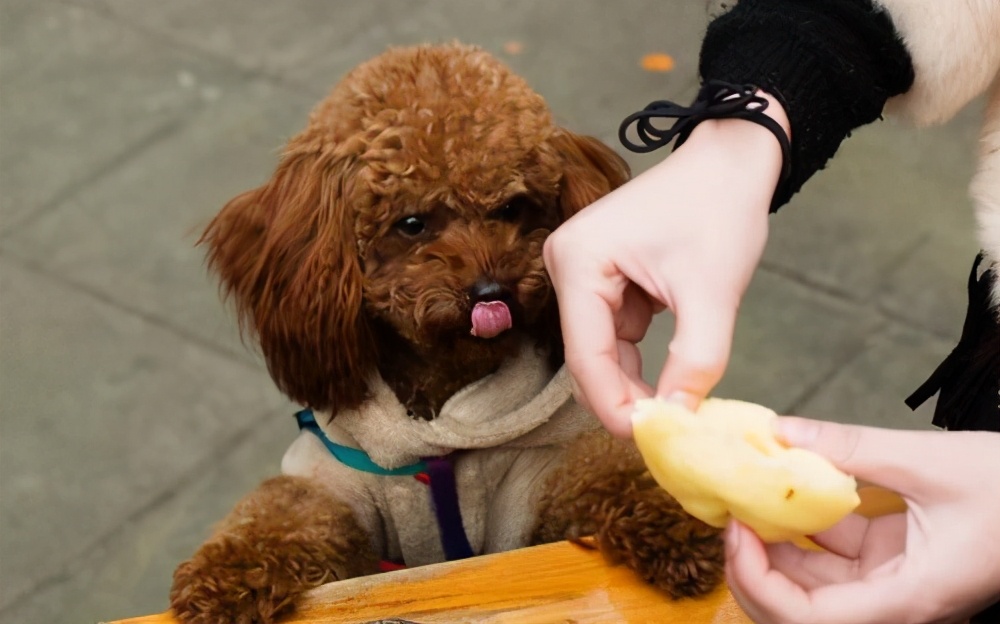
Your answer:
[295,409,474,561]
[295,409,427,476]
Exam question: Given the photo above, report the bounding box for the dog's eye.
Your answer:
[489,197,530,223]
[394,216,426,237]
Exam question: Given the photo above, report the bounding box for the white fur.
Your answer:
[972,81,1000,309]
[878,0,1000,126]
[876,0,1000,307]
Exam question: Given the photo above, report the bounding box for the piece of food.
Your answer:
[855,484,908,518]
[631,398,861,544]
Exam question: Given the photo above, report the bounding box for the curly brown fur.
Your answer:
[531,431,724,599]
[181,42,638,624]
[199,43,629,419]
[531,430,648,543]
[594,478,725,598]
[170,476,377,624]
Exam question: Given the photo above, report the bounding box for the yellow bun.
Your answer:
[632,398,860,544]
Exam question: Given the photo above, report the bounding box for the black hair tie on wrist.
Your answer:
[619,80,791,183]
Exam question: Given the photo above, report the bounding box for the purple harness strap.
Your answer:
[422,456,475,561]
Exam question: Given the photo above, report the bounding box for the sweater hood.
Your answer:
[314,341,598,469]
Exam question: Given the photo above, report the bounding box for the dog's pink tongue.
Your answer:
[470,301,512,338]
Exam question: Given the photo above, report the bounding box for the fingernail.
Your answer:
[663,391,700,411]
[774,417,819,448]
[725,521,741,557]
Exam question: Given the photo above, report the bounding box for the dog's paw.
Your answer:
[595,480,725,599]
[169,475,379,623]
[169,536,336,624]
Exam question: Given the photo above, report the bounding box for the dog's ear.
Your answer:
[533,132,630,368]
[550,130,631,221]
[200,150,375,414]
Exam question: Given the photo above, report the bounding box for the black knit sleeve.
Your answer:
[700,0,914,210]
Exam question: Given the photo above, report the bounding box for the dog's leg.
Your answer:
[170,475,378,624]
[531,430,724,599]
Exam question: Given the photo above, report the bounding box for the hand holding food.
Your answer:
[631,398,860,544]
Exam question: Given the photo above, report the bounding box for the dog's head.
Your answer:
[201,43,629,414]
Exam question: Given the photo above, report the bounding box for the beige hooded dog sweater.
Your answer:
[280,341,599,566]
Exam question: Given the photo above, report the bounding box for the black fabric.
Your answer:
[907,255,1000,433]
[908,255,999,623]
[972,598,1000,624]
[699,0,914,210]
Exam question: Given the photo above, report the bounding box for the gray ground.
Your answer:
[0,1,984,622]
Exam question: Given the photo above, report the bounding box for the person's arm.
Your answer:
[700,0,914,209]
[545,0,917,434]
[546,114,785,435]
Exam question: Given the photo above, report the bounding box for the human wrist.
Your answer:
[691,88,787,155]
[678,97,787,208]
[620,84,790,212]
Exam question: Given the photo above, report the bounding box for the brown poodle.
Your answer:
[169,43,723,624]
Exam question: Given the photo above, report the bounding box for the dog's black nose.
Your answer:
[469,279,510,303]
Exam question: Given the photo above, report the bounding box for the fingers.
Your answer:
[545,230,656,436]
[801,576,914,624]
[757,512,906,590]
[761,542,859,590]
[615,282,654,343]
[550,266,648,436]
[773,418,963,501]
[725,521,812,624]
[763,539,900,591]
[726,521,914,624]
[808,513,906,563]
[655,294,737,408]
[803,512,873,559]
[560,298,641,436]
[616,339,651,393]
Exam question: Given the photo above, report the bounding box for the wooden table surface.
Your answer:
[111,540,751,623]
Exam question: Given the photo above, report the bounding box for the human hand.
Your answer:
[726,418,1000,624]
[544,101,787,436]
